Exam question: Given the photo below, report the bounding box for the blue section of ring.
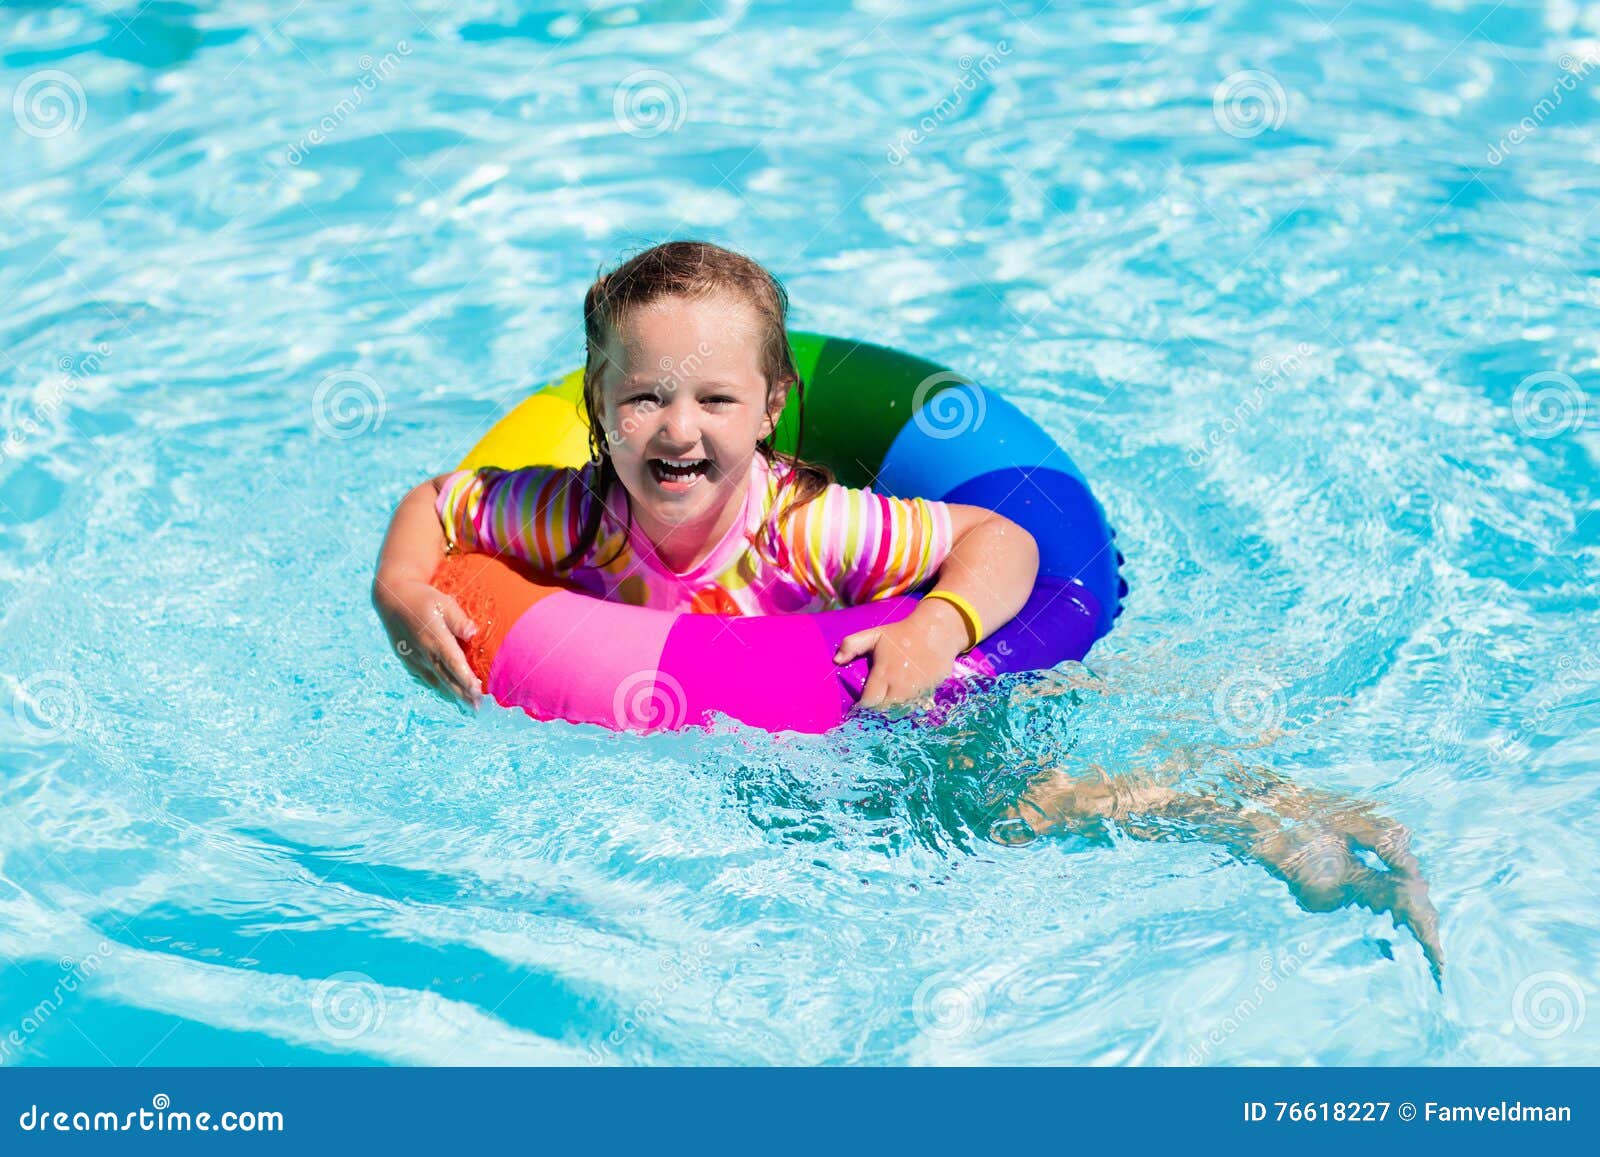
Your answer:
[876,384,1081,498]
[942,467,1121,635]
[878,383,1124,637]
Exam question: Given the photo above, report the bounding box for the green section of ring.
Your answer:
[775,331,965,489]
[528,331,970,491]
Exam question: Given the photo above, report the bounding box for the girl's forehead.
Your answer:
[602,293,766,380]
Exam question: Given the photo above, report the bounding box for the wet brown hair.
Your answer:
[555,240,832,572]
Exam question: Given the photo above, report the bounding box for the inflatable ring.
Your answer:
[431,332,1126,733]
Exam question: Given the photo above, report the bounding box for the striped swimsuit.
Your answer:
[434,453,955,616]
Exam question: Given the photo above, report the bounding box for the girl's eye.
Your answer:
[627,394,662,409]
[703,396,736,408]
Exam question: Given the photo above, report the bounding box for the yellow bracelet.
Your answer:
[923,589,983,653]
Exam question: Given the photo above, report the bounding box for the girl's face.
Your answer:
[596,292,784,547]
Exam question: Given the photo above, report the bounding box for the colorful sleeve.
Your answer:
[434,465,592,570]
[778,482,956,604]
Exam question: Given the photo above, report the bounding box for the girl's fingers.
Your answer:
[406,631,478,707]
[837,629,939,710]
[834,629,879,665]
[860,669,900,710]
[438,596,478,644]
[397,642,436,684]
[855,661,881,707]
[440,649,481,706]
[386,607,479,708]
[422,633,478,706]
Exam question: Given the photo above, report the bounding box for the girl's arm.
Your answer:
[834,504,1039,709]
[372,475,482,706]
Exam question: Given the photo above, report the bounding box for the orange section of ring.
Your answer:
[430,553,570,686]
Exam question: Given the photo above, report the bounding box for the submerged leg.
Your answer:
[988,759,1444,980]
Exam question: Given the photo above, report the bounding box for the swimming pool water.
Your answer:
[1,0,1597,1065]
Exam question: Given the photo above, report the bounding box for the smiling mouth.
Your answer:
[648,457,712,488]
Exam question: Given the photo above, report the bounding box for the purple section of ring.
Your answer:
[975,577,1103,676]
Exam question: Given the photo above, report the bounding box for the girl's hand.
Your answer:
[833,599,970,710]
[373,577,482,707]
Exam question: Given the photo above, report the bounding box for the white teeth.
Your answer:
[658,458,705,469]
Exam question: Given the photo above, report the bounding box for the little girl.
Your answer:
[373,241,1039,712]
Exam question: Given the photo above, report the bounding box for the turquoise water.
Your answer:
[2,0,1598,1065]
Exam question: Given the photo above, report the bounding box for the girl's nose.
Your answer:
[658,399,698,446]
